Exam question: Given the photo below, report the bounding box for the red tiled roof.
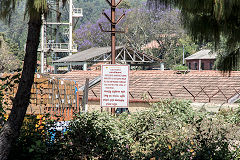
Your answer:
[51,70,240,103]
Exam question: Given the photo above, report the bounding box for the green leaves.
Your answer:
[67,99,240,159]
[8,114,69,160]
[33,0,48,12]
[68,112,131,159]
[0,0,18,22]
[148,0,240,71]
[2,99,240,159]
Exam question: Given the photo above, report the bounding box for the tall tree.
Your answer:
[0,0,65,159]
[147,0,240,71]
[74,4,199,68]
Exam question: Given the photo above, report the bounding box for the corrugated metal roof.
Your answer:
[54,46,124,63]
[185,49,217,60]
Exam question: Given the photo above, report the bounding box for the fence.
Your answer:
[1,73,80,121]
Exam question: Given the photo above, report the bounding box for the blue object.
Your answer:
[116,108,130,114]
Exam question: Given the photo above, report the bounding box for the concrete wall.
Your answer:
[87,101,151,113]
[87,101,240,113]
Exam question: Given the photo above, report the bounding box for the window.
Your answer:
[201,63,204,70]
[189,62,191,69]
[210,62,213,70]
[194,63,198,70]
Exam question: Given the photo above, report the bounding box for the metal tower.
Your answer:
[39,0,83,73]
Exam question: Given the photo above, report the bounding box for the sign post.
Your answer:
[101,65,129,108]
[99,0,126,114]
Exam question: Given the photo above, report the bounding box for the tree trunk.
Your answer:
[0,13,42,160]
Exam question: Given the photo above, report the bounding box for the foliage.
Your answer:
[0,73,66,160]
[0,0,146,54]
[8,114,67,160]
[0,33,22,72]
[123,6,200,69]
[74,3,201,68]
[118,0,132,9]
[173,65,188,70]
[147,0,240,71]
[0,81,6,128]
[0,0,69,159]
[74,0,146,25]
[1,98,240,159]
[66,112,131,159]
[74,8,128,51]
[66,100,240,159]
[0,1,27,52]
[0,0,202,69]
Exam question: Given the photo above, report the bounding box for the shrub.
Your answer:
[66,100,240,159]
[173,65,188,71]
[8,114,67,160]
[66,112,131,159]
[2,99,240,159]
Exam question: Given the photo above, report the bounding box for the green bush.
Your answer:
[8,115,67,160]
[66,112,131,159]
[2,98,240,159]
[173,65,188,71]
[66,100,240,159]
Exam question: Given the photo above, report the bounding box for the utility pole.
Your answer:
[99,0,125,64]
[99,0,125,114]
[111,0,116,64]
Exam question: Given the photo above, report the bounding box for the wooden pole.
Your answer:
[82,78,89,112]
[111,0,116,65]
[101,0,125,115]
[111,0,116,114]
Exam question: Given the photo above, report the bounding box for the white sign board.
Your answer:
[101,65,129,108]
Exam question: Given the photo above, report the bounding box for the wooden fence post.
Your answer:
[82,78,89,112]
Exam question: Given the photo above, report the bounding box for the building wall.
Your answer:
[87,101,151,113]
[186,59,215,70]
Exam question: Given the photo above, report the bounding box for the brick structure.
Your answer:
[1,73,79,120]
[185,50,216,70]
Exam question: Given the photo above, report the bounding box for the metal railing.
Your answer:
[42,43,77,52]
[73,8,83,17]
[47,0,55,6]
